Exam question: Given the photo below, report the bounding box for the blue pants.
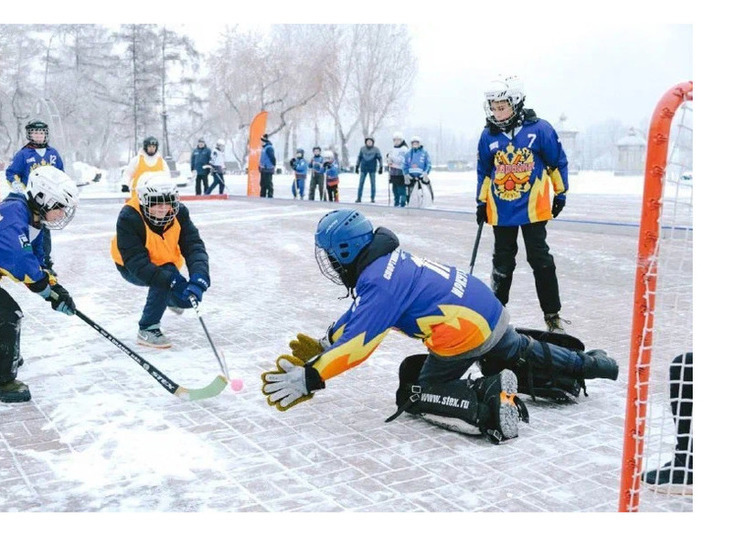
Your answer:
[117,263,189,330]
[292,177,306,198]
[357,170,376,202]
[206,172,225,195]
[418,325,582,386]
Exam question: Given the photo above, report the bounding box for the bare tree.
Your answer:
[316,25,360,168]
[206,25,322,168]
[0,25,45,158]
[353,25,417,139]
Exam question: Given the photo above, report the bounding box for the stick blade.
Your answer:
[175,375,229,401]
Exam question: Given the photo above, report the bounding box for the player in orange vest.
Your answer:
[123,136,166,199]
[111,172,210,349]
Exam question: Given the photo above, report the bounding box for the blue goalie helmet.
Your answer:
[315,209,374,285]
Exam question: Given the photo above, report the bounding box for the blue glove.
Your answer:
[185,273,210,303]
[170,271,188,292]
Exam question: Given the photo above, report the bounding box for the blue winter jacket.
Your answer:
[403,146,431,177]
[191,145,212,175]
[260,142,276,173]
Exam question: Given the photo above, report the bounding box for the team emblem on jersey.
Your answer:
[492,144,535,201]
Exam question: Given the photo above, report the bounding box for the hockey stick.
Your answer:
[188,296,244,391]
[469,221,484,275]
[71,306,227,400]
[188,296,229,378]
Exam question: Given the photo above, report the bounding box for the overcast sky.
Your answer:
[407,23,692,136]
[178,20,692,139]
[13,1,692,139]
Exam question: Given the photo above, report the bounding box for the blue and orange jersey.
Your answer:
[310,248,508,381]
[0,193,47,285]
[476,117,568,226]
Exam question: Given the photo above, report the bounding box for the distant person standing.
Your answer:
[403,135,432,204]
[4,120,65,274]
[289,149,308,200]
[387,131,408,208]
[123,136,166,200]
[307,146,326,201]
[476,75,569,333]
[323,150,340,202]
[205,139,226,195]
[259,134,276,198]
[354,137,383,203]
[190,138,211,195]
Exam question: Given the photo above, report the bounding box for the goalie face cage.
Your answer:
[618,82,693,512]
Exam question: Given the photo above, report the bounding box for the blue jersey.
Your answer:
[0,193,46,285]
[309,155,324,174]
[476,117,568,226]
[311,249,507,381]
[325,161,340,184]
[5,145,65,187]
[291,157,308,177]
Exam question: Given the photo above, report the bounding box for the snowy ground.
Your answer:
[2,170,694,550]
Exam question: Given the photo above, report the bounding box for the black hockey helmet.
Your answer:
[25,120,49,147]
[143,136,159,153]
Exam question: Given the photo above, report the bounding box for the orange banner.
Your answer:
[247,111,268,197]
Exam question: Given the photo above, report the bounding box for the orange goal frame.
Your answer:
[618,81,693,512]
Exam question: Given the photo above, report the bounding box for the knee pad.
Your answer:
[509,328,586,403]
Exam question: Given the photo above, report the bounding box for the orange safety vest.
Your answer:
[130,154,166,200]
[110,197,185,269]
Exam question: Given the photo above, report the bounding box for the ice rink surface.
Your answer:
[1,171,694,516]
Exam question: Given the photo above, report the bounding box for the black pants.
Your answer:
[308,172,325,200]
[491,221,560,314]
[0,287,23,384]
[195,174,209,195]
[670,353,693,463]
[260,172,274,198]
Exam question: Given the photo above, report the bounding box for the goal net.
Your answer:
[618,82,693,512]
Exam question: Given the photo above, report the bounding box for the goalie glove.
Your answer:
[261,355,325,411]
[288,325,333,362]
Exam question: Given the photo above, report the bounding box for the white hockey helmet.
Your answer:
[392,131,404,142]
[26,166,79,230]
[216,138,226,146]
[411,135,422,145]
[322,150,334,161]
[136,172,180,227]
[484,75,525,128]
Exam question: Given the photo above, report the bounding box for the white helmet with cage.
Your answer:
[322,150,334,162]
[484,75,525,129]
[26,166,79,230]
[392,131,404,141]
[410,135,422,145]
[136,172,180,227]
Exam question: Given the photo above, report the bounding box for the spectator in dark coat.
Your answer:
[355,137,383,203]
[190,138,211,195]
[259,134,276,198]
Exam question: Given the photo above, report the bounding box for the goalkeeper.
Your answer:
[262,209,618,444]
